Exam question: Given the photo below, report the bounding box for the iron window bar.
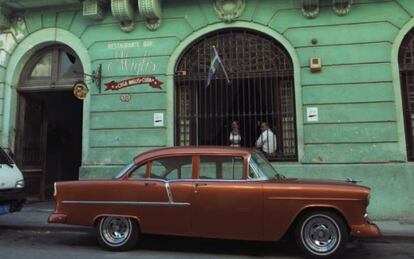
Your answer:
[399,31,414,161]
[174,29,298,162]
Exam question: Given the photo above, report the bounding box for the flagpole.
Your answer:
[213,45,231,85]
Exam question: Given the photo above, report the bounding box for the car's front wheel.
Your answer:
[295,211,348,258]
[97,216,139,251]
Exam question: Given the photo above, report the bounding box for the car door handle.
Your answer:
[194,183,207,194]
[145,182,157,187]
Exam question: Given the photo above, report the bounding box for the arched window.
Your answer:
[399,30,414,160]
[20,45,83,90]
[174,29,297,161]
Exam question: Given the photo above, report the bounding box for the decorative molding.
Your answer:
[302,0,319,19]
[332,0,352,16]
[0,7,11,30]
[83,0,104,20]
[10,15,27,42]
[145,18,161,31]
[111,0,135,32]
[138,0,162,31]
[213,0,245,23]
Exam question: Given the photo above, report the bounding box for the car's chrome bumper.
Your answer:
[48,213,67,224]
[351,222,381,238]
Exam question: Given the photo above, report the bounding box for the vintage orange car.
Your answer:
[49,146,380,257]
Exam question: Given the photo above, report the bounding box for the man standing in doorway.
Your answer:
[255,122,277,155]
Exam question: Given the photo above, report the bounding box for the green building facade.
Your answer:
[0,0,413,220]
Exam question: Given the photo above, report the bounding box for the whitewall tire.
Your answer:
[295,211,348,258]
[97,216,139,251]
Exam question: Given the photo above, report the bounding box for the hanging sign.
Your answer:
[73,81,89,100]
[104,76,163,91]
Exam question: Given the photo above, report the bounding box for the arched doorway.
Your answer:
[399,29,414,161]
[174,29,297,161]
[15,45,84,200]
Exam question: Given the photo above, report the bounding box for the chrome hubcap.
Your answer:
[101,217,131,246]
[302,215,340,255]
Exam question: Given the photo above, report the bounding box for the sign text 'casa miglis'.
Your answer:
[104,76,163,91]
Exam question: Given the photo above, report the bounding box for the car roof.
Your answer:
[133,146,252,164]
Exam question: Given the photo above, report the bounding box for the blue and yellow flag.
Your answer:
[206,46,230,88]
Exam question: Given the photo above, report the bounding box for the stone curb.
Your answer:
[375,236,414,242]
[0,224,93,233]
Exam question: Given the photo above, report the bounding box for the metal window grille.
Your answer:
[399,30,414,161]
[174,29,297,161]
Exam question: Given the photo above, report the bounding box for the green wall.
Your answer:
[0,0,413,220]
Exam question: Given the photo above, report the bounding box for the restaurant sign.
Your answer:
[105,76,163,91]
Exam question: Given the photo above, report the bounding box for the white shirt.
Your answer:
[229,132,241,147]
[255,129,277,154]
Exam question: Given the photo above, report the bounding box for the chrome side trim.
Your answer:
[165,182,173,203]
[167,178,267,183]
[129,177,267,183]
[62,200,191,207]
[267,197,362,201]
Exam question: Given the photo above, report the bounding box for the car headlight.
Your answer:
[15,179,25,188]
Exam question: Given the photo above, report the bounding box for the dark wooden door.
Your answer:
[16,94,48,200]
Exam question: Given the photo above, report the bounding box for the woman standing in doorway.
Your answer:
[229,121,241,147]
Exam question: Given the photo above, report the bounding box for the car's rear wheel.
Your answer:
[295,211,348,258]
[97,216,139,251]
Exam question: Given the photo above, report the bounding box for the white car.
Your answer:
[0,147,25,215]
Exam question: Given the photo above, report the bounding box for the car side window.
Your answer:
[199,156,244,180]
[129,163,147,179]
[199,161,216,179]
[150,156,193,180]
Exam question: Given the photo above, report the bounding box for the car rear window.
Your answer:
[150,156,193,180]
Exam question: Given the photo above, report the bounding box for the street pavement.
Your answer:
[0,202,413,259]
[1,227,414,259]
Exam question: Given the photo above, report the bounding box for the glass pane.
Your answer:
[59,51,80,78]
[0,148,11,164]
[30,52,52,78]
[150,156,192,180]
[199,156,244,180]
[129,164,147,179]
[222,157,243,180]
[151,161,167,179]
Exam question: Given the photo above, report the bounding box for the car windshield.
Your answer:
[0,147,14,166]
[251,151,285,179]
[112,162,134,179]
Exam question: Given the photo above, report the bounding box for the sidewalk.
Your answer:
[1,201,414,240]
[375,220,414,240]
[0,201,90,232]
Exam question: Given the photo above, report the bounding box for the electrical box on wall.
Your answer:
[310,57,322,73]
